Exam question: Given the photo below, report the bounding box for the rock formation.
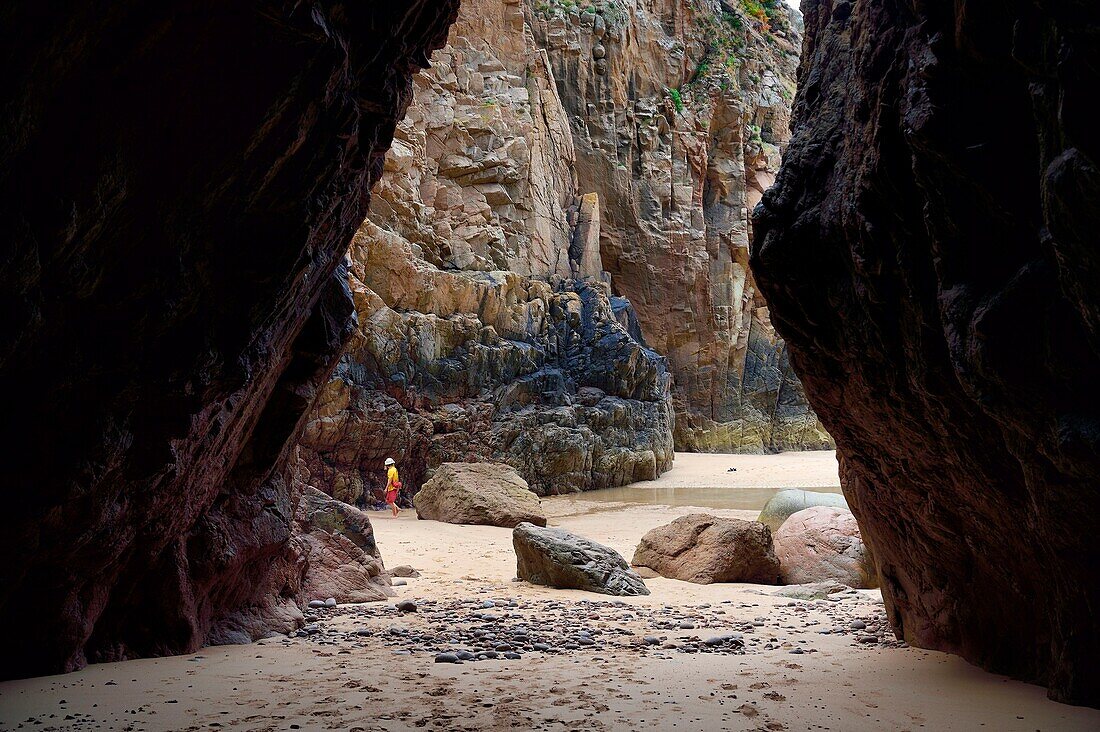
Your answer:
[751,0,1100,704]
[292,489,394,605]
[631,514,780,584]
[294,0,677,501]
[513,522,650,595]
[296,0,830,497]
[772,507,877,589]
[414,462,548,527]
[0,1,458,679]
[757,488,848,533]
[529,0,831,452]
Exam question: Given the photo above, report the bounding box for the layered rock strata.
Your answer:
[752,0,1100,705]
[0,1,458,678]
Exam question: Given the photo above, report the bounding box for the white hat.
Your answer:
[384,457,395,466]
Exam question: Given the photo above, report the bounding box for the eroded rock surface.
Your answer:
[513,522,650,595]
[530,0,831,452]
[295,0,678,501]
[414,462,547,528]
[631,514,780,584]
[751,0,1100,704]
[296,0,829,497]
[292,489,394,605]
[0,1,457,678]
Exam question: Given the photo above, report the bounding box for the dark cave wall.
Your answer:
[752,0,1100,705]
[0,1,458,678]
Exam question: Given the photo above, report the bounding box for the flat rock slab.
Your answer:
[512,522,649,596]
[414,462,546,528]
[631,514,780,584]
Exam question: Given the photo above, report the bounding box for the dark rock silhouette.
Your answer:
[0,1,458,678]
[752,0,1100,705]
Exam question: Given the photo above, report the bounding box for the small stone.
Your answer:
[849,620,867,630]
[678,622,695,630]
[307,600,326,609]
[393,579,407,587]
[324,598,337,608]
[396,600,417,613]
[503,652,521,660]
[643,636,661,645]
[435,652,461,664]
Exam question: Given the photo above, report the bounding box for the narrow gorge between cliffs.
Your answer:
[1,0,1098,729]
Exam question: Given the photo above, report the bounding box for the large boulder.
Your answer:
[292,488,393,604]
[414,462,547,527]
[758,489,849,533]
[513,523,649,596]
[631,514,780,584]
[773,507,878,589]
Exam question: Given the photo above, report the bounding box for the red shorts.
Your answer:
[385,489,398,504]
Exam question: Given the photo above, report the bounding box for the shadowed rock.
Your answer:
[513,523,649,596]
[631,514,780,584]
[0,0,458,679]
[751,0,1100,704]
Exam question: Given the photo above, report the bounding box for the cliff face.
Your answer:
[752,0,1100,705]
[294,0,674,500]
[530,0,831,452]
[300,0,829,498]
[0,1,457,678]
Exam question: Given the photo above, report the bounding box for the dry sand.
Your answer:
[2,452,1097,731]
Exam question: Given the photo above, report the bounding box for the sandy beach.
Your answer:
[2,452,1096,731]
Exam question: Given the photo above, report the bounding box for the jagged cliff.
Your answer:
[0,1,458,678]
[294,0,674,501]
[752,0,1100,705]
[530,0,830,452]
[299,0,829,504]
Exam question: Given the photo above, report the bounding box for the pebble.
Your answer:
[396,600,418,613]
[393,579,407,587]
[850,620,867,630]
[435,652,460,664]
[325,598,337,608]
[307,600,326,609]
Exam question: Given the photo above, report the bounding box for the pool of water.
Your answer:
[566,484,844,512]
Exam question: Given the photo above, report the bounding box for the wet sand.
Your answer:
[570,451,842,510]
[2,452,1097,731]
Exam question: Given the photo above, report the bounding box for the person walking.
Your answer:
[384,457,401,517]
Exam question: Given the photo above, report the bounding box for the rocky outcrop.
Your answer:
[631,514,780,584]
[0,1,458,679]
[292,489,393,605]
[296,0,829,494]
[757,488,848,533]
[414,462,548,527]
[773,508,877,589]
[295,0,675,500]
[751,0,1100,704]
[529,0,830,452]
[513,522,650,595]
